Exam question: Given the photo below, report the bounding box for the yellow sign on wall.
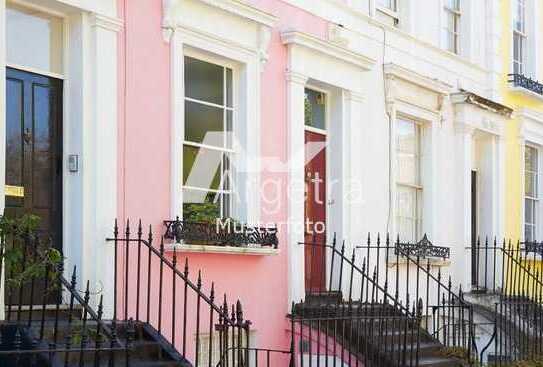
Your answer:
[5,185,24,197]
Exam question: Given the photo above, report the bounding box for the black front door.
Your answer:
[5,67,63,303]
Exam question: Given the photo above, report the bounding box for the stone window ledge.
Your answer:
[166,243,279,256]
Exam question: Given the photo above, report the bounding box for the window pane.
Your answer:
[185,100,224,147]
[377,0,395,10]
[514,33,521,64]
[396,119,417,153]
[398,153,417,184]
[183,190,220,222]
[525,146,538,197]
[526,146,538,171]
[396,119,419,185]
[226,68,233,108]
[396,185,420,243]
[184,56,224,105]
[226,110,233,149]
[183,145,223,191]
[525,224,535,243]
[514,0,525,32]
[525,198,535,225]
[304,89,326,130]
[7,5,63,74]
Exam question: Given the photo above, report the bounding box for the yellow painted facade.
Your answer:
[500,0,543,241]
[500,0,543,297]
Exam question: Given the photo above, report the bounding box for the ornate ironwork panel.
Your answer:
[508,73,543,95]
[395,234,450,259]
[524,241,543,256]
[163,218,278,248]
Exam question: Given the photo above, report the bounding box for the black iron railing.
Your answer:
[468,239,543,299]
[163,218,278,248]
[300,234,476,364]
[215,347,293,367]
[479,297,543,366]
[0,233,128,366]
[290,299,424,367]
[109,219,262,366]
[508,73,543,95]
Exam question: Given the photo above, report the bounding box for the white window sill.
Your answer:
[386,257,450,267]
[166,243,280,256]
[509,86,543,102]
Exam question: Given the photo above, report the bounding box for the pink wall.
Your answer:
[117,0,328,361]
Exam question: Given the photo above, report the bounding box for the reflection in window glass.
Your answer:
[304,89,326,130]
[525,146,538,242]
[396,118,422,243]
[377,0,397,11]
[183,56,234,220]
[443,0,460,54]
[7,5,63,74]
[513,0,526,75]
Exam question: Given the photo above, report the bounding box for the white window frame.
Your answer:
[513,0,527,75]
[443,0,461,54]
[376,0,398,12]
[524,144,540,242]
[375,0,399,24]
[182,51,238,219]
[395,116,423,243]
[170,27,262,225]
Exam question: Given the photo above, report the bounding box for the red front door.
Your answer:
[304,130,326,293]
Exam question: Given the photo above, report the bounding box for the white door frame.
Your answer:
[0,0,122,318]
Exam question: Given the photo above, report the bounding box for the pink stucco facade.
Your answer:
[116,0,329,358]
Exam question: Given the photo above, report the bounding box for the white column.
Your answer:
[341,90,364,296]
[81,13,122,317]
[496,134,505,241]
[455,124,474,291]
[343,90,365,243]
[170,30,184,219]
[0,0,6,321]
[286,71,308,307]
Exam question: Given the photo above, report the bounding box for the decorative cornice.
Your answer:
[162,0,277,43]
[327,23,349,47]
[285,71,309,85]
[258,25,273,67]
[384,63,451,95]
[451,90,513,117]
[90,14,123,33]
[281,30,375,71]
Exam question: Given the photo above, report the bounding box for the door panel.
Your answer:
[5,67,63,304]
[304,130,326,293]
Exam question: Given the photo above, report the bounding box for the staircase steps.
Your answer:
[1,306,192,367]
[295,296,468,367]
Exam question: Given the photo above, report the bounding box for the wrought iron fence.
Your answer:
[290,298,424,367]
[109,219,255,367]
[468,239,543,299]
[508,73,543,96]
[300,234,477,364]
[215,347,293,367]
[163,218,278,248]
[0,233,128,367]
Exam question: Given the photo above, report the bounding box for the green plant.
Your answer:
[183,202,220,223]
[0,214,63,288]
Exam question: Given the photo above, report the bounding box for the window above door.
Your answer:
[6,3,64,75]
